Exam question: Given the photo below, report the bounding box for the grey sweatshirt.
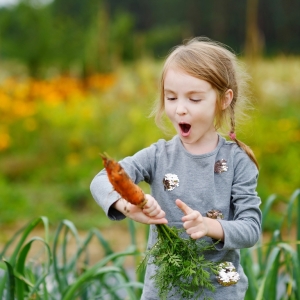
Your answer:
[90,134,262,299]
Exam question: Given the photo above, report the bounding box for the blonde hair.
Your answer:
[152,37,259,169]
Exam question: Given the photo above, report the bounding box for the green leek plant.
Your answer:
[0,217,143,300]
[241,189,300,300]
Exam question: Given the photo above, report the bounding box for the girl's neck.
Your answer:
[181,132,219,155]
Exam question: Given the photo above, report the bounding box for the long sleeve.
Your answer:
[215,148,262,250]
[90,168,126,220]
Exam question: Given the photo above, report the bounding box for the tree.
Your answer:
[0,0,54,77]
[245,0,264,60]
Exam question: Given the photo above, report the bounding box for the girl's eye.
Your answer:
[190,99,202,102]
[166,97,176,101]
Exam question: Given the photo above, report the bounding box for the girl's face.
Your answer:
[164,67,218,154]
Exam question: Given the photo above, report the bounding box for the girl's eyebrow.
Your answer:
[163,88,175,93]
[188,90,206,95]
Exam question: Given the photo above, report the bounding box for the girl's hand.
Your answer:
[176,199,224,240]
[176,199,207,239]
[114,194,168,225]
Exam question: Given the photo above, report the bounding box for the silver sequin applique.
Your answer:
[214,159,228,173]
[163,173,179,191]
[216,262,240,286]
[206,209,224,219]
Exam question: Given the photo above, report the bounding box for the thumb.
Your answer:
[175,199,193,216]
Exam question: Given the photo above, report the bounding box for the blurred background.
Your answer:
[0,0,299,233]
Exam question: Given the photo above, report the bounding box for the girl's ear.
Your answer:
[222,89,233,110]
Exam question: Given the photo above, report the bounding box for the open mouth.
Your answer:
[179,123,191,135]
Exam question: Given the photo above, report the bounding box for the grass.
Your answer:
[1,189,300,299]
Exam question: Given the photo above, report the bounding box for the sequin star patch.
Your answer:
[163,173,179,191]
[206,209,224,219]
[214,159,228,173]
[216,262,240,286]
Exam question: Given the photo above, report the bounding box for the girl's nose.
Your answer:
[176,102,187,115]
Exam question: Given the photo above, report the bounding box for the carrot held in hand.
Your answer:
[100,154,147,208]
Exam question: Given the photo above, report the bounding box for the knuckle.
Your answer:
[194,211,200,217]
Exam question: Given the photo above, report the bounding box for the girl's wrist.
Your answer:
[204,217,224,241]
[113,198,127,215]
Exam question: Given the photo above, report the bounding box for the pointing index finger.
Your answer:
[175,199,193,216]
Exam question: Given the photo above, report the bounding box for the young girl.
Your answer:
[90,37,261,299]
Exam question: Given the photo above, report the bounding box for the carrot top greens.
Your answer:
[138,224,220,300]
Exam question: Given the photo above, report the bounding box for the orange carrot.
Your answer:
[100,154,147,208]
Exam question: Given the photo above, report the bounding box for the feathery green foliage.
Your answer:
[138,224,219,300]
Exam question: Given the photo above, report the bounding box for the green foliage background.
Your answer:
[0,0,299,234]
[0,57,300,232]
